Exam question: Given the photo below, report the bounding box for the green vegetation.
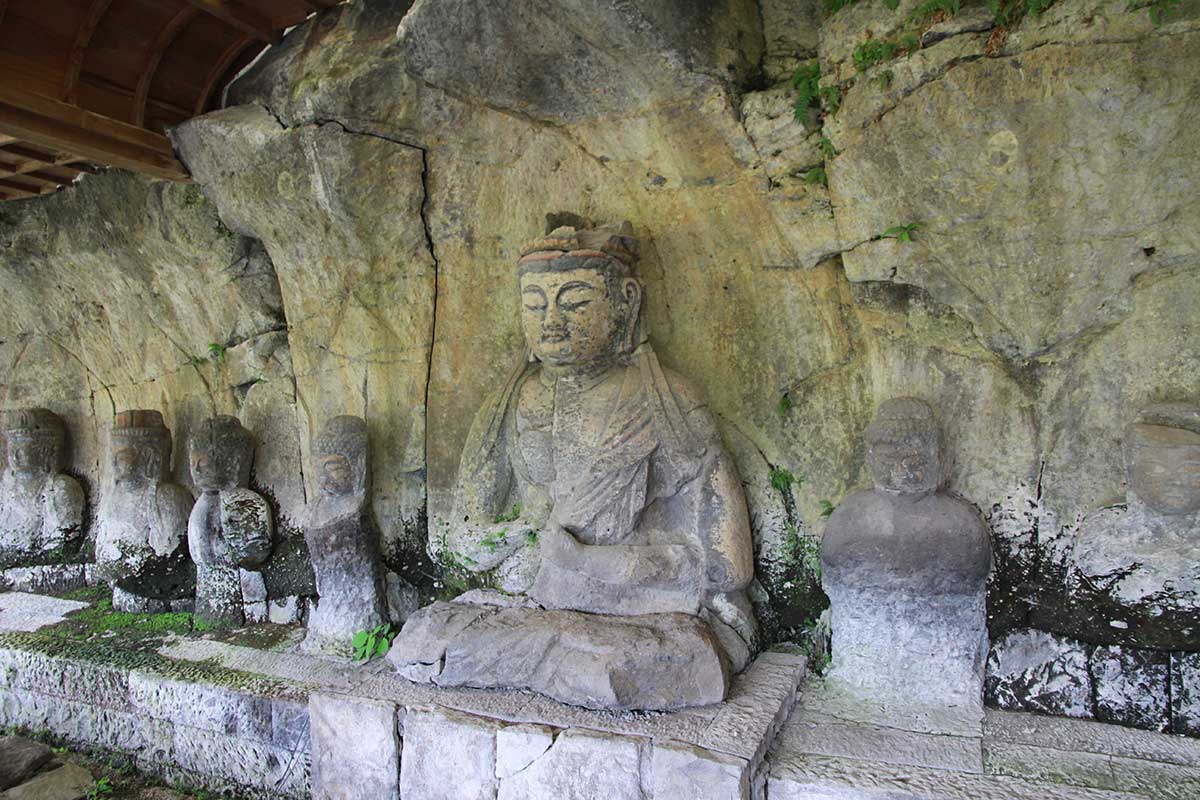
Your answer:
[882,222,922,242]
[819,137,839,160]
[87,777,114,800]
[525,530,539,546]
[493,502,522,524]
[777,392,794,417]
[770,467,801,494]
[1129,0,1182,25]
[819,85,843,116]
[985,0,1057,26]
[853,39,899,71]
[878,69,895,90]
[900,32,922,53]
[480,528,508,553]
[206,343,226,362]
[791,62,822,122]
[351,623,398,661]
[910,0,960,22]
[804,166,828,188]
[820,499,837,517]
[823,0,861,14]
[785,522,822,581]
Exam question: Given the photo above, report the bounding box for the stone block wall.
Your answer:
[0,637,311,798]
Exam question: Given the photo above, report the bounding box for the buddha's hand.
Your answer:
[539,521,582,568]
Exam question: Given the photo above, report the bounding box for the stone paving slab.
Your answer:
[768,751,1151,800]
[0,591,88,632]
[984,708,1200,767]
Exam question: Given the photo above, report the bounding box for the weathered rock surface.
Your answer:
[1090,645,1169,732]
[0,763,92,800]
[0,0,1196,689]
[986,630,1093,719]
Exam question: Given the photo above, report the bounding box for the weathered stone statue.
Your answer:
[820,398,992,732]
[302,415,390,656]
[94,410,194,612]
[1069,403,1200,645]
[188,415,273,628]
[389,220,756,710]
[0,409,84,569]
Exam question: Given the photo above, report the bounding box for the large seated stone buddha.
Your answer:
[388,220,756,710]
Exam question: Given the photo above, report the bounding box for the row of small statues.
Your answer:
[0,408,386,656]
[1,219,1196,714]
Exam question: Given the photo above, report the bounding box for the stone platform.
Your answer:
[0,590,807,799]
[768,675,1200,799]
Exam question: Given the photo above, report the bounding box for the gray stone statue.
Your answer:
[388,220,757,710]
[94,410,194,612]
[0,409,84,569]
[302,415,390,656]
[820,398,992,732]
[188,415,273,628]
[1070,403,1200,642]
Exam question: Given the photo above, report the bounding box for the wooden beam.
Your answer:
[133,7,200,127]
[63,0,114,104]
[0,84,189,182]
[182,0,281,45]
[80,73,192,120]
[0,168,68,187]
[194,32,255,115]
[0,142,62,164]
[0,0,8,29]
[0,178,47,198]
[299,0,340,9]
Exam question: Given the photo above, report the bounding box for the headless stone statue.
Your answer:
[389,219,757,710]
[187,416,273,628]
[302,415,390,656]
[94,410,194,612]
[820,398,992,734]
[0,409,84,569]
[1069,403,1200,646]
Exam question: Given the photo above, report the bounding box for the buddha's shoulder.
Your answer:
[652,363,708,414]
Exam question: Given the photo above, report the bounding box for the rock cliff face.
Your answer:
[1,0,1197,657]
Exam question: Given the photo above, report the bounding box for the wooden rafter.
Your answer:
[133,7,200,127]
[0,177,48,198]
[0,0,8,29]
[183,0,281,45]
[63,0,114,104]
[81,73,193,120]
[0,84,188,182]
[194,32,255,115]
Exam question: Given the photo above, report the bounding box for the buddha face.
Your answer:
[1128,424,1200,515]
[867,423,941,496]
[6,436,56,476]
[520,267,637,369]
[189,444,227,492]
[318,453,354,497]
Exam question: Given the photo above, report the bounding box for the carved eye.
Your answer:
[524,302,546,313]
[561,299,591,312]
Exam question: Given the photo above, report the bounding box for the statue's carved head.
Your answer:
[3,408,65,476]
[189,415,254,492]
[1126,403,1200,516]
[517,217,643,370]
[865,397,942,496]
[112,410,172,485]
[314,415,369,498]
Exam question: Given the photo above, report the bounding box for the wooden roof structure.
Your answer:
[0,0,337,201]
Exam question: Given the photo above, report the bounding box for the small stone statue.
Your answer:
[820,398,992,732]
[1070,403,1200,644]
[302,416,389,656]
[188,416,273,628]
[388,219,756,710]
[94,410,194,612]
[0,409,84,569]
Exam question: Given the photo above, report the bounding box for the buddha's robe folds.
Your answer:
[390,345,755,710]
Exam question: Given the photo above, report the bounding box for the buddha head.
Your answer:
[865,397,942,496]
[1126,403,1200,516]
[189,415,254,493]
[314,415,369,498]
[517,218,643,372]
[111,410,172,485]
[3,408,65,476]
